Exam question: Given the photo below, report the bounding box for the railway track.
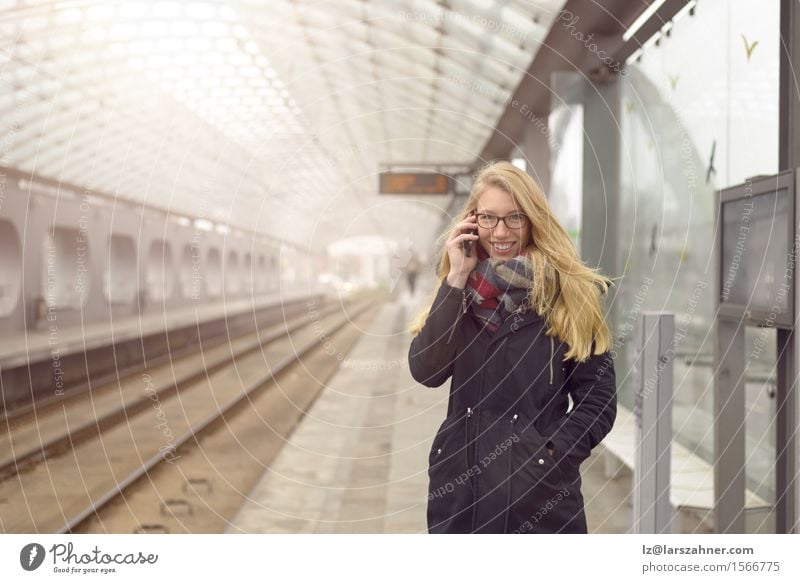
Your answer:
[0,294,382,533]
[0,295,352,482]
[0,294,324,424]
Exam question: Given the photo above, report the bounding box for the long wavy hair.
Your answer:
[408,161,615,363]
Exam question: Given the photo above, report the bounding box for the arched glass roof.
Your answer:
[0,0,565,249]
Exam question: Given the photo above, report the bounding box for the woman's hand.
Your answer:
[445,213,479,288]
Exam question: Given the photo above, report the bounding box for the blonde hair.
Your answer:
[408,160,616,363]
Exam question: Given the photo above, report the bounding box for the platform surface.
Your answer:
[226,282,634,534]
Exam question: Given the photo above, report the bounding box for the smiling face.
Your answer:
[475,186,531,259]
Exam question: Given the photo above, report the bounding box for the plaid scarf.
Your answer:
[465,243,533,333]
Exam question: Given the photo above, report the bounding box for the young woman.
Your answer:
[408,161,617,534]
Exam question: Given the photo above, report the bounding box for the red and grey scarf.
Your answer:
[465,243,533,333]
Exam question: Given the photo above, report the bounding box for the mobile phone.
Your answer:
[462,211,476,257]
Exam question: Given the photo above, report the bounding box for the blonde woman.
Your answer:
[408,161,617,534]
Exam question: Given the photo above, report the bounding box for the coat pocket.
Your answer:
[429,410,465,470]
[514,423,564,490]
[427,410,475,533]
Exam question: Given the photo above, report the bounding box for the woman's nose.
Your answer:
[493,221,509,237]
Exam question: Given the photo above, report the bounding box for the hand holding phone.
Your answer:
[446,211,479,287]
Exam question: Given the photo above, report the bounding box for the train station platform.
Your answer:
[226,282,635,534]
[0,291,314,371]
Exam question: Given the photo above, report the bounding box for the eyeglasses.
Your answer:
[474,212,529,229]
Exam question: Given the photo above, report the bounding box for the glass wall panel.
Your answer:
[617,0,779,474]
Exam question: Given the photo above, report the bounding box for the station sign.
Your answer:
[379,172,450,194]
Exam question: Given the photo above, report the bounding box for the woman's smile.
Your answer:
[490,240,517,255]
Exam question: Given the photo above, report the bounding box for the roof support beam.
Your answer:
[477,0,652,163]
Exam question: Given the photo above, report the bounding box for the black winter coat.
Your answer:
[408,279,617,534]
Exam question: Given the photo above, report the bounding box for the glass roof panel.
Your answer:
[1,0,566,248]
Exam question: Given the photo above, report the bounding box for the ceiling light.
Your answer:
[623,0,667,42]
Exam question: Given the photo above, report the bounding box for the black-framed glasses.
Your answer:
[474,212,528,229]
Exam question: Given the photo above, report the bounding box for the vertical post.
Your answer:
[714,317,747,533]
[780,0,800,535]
[634,312,675,533]
[794,172,800,535]
[776,328,796,533]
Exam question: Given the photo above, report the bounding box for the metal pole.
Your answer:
[634,312,676,533]
[713,316,747,533]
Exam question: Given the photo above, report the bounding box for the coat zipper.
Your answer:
[504,412,519,533]
[445,287,468,345]
[464,406,473,477]
[469,336,508,533]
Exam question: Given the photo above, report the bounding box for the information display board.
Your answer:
[719,171,795,327]
[379,173,450,194]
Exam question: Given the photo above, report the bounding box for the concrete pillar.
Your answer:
[514,120,551,196]
[578,72,622,334]
[581,74,621,281]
